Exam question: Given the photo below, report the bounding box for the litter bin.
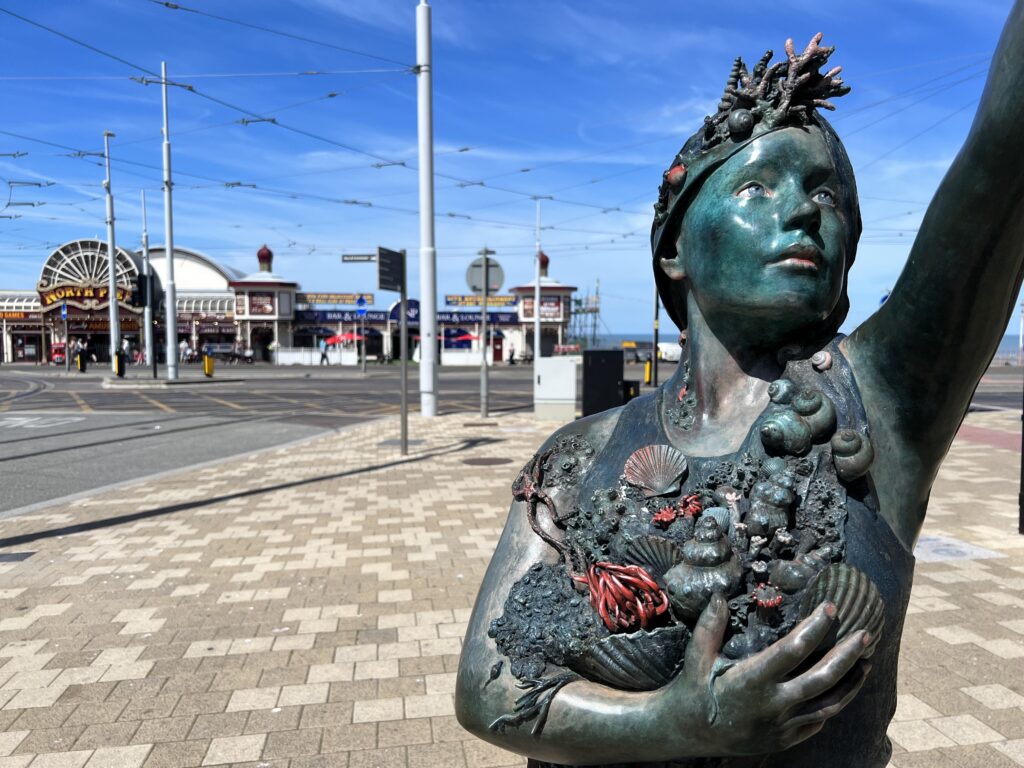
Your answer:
[622,379,640,405]
[76,352,87,373]
[202,354,215,378]
[582,349,625,416]
[114,351,126,378]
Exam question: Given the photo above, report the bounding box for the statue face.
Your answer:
[667,127,851,341]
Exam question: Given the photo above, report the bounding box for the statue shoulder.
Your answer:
[536,406,625,457]
[512,406,626,509]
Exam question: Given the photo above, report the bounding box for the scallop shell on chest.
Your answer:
[623,444,688,497]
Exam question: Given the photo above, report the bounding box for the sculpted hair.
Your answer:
[651,35,862,341]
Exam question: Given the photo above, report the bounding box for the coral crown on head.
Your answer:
[650,33,851,267]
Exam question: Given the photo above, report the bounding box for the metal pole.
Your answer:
[416,0,437,417]
[1018,303,1022,366]
[400,250,408,456]
[480,248,490,418]
[534,199,542,362]
[161,61,179,381]
[652,278,660,388]
[141,190,155,377]
[361,313,366,374]
[103,131,120,373]
[64,313,69,373]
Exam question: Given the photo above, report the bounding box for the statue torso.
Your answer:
[490,339,914,768]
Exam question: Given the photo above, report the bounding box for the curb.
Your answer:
[100,377,246,389]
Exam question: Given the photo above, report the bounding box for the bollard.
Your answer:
[114,351,126,378]
[203,354,215,378]
[644,359,652,385]
[77,352,87,373]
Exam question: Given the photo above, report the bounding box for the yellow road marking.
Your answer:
[257,392,361,417]
[69,392,93,413]
[198,393,247,411]
[135,393,174,413]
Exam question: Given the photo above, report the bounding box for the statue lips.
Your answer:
[771,244,823,273]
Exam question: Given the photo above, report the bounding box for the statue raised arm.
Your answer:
[457,5,1024,767]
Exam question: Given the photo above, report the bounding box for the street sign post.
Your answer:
[61,303,69,372]
[468,251,502,418]
[356,295,368,374]
[378,250,410,456]
[344,248,410,454]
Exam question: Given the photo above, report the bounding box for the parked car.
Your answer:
[621,340,654,363]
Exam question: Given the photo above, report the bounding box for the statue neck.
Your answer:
[665,307,785,454]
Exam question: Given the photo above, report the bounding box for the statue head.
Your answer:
[651,34,862,344]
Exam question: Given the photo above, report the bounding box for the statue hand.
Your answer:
[658,594,872,756]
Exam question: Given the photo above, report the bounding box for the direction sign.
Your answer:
[60,303,67,321]
[356,295,368,317]
[342,254,375,263]
[378,247,405,292]
[466,256,503,295]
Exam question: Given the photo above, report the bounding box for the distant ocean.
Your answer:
[591,333,1023,358]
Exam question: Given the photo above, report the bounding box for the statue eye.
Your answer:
[813,189,836,206]
[736,183,767,199]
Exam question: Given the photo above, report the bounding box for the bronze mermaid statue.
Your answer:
[456,5,1024,766]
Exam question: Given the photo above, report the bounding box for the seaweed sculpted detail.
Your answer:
[488,362,884,746]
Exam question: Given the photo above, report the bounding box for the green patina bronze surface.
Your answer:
[456,7,1024,767]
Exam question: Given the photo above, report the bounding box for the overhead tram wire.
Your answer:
[0,7,679,223]
[146,0,413,69]
[0,68,409,81]
[2,127,645,242]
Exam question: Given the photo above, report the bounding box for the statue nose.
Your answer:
[783,195,821,232]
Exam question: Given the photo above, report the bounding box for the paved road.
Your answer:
[0,360,1017,515]
[0,364,540,514]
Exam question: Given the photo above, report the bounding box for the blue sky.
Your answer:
[0,0,1016,334]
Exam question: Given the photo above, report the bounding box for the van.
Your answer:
[657,342,681,362]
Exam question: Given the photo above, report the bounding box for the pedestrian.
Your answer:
[508,345,516,365]
[121,336,130,364]
[319,337,329,366]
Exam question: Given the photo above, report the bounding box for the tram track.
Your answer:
[0,371,51,405]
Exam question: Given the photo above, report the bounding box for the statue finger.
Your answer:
[683,593,729,684]
[745,601,837,682]
[777,720,827,751]
[783,660,870,731]
[779,630,871,704]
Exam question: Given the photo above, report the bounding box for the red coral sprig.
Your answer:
[573,562,670,632]
[678,493,703,517]
[652,506,677,528]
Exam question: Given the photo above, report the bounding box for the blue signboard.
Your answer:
[356,295,367,317]
[61,303,67,321]
[295,306,519,326]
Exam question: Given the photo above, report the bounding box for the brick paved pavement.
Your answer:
[0,407,1022,767]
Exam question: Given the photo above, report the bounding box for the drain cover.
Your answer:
[461,457,513,466]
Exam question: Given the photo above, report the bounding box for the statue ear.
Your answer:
[659,254,686,281]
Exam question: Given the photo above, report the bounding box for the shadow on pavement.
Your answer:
[0,436,504,549]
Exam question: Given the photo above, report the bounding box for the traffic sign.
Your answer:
[60,303,67,321]
[378,247,405,292]
[356,295,368,317]
[466,256,503,295]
